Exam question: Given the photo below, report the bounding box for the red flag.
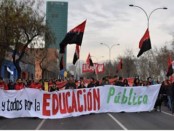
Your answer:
[86,53,93,66]
[137,28,151,57]
[73,45,80,65]
[116,58,122,73]
[59,20,87,53]
[166,54,173,77]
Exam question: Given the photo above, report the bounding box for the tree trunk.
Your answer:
[42,69,45,79]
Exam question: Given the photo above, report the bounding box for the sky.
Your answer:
[44,0,174,64]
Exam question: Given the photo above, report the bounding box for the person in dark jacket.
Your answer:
[146,77,153,85]
[87,77,96,88]
[65,76,76,89]
[78,80,86,89]
[123,79,129,87]
[8,80,14,90]
[166,80,173,111]
[115,76,124,86]
[133,77,140,86]
[171,82,174,114]
[160,80,169,107]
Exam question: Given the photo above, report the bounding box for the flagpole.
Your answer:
[78,47,81,80]
[79,59,80,80]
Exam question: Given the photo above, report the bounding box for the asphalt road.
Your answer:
[0,107,174,130]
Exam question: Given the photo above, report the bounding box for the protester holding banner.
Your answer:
[146,77,153,86]
[101,77,110,86]
[78,80,86,89]
[48,80,58,92]
[30,80,43,90]
[133,77,141,86]
[87,77,96,88]
[65,75,76,89]
[0,77,8,90]
[14,78,24,90]
[123,79,129,87]
[114,76,124,86]
[8,80,14,90]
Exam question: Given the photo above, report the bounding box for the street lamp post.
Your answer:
[100,43,120,76]
[129,4,167,29]
[129,4,167,77]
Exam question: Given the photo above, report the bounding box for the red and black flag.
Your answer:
[166,55,173,77]
[86,53,94,67]
[73,45,80,65]
[59,20,86,54]
[137,28,151,57]
[116,58,123,73]
[59,55,64,70]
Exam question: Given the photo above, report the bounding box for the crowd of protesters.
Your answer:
[1,75,174,113]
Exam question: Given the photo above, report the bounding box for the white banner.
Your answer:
[0,84,161,119]
[82,63,104,74]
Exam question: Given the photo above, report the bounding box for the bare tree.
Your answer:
[0,0,55,78]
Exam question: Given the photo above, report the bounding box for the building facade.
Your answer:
[46,1,68,69]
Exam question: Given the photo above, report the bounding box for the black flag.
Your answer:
[59,20,86,54]
[73,45,80,65]
[137,29,151,57]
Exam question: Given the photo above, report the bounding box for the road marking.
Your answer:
[107,113,128,130]
[161,111,174,117]
[35,119,46,130]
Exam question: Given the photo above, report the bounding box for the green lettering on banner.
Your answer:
[114,92,121,103]
[128,88,133,105]
[133,93,137,105]
[107,87,115,103]
[138,96,142,105]
[121,89,127,104]
[107,86,149,106]
[143,95,148,104]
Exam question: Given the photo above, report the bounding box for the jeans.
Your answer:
[167,96,172,111]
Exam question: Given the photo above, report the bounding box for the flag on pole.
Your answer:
[137,28,151,57]
[73,45,80,65]
[86,53,94,66]
[166,55,174,77]
[59,20,87,54]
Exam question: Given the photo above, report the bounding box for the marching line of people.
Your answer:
[1,75,174,114]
